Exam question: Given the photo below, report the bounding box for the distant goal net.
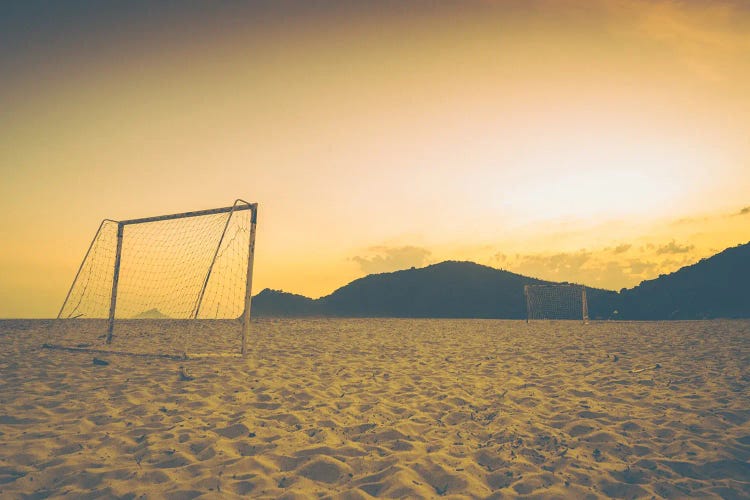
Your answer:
[524,284,589,323]
[47,200,258,358]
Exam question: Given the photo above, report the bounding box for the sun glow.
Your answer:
[520,169,682,222]
[480,119,712,225]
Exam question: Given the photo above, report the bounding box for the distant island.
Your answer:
[252,242,750,320]
[133,308,171,319]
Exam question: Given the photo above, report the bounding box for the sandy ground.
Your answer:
[0,318,749,499]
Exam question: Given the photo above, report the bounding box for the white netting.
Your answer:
[52,203,254,356]
[59,220,119,320]
[525,284,588,321]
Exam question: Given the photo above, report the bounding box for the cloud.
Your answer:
[613,244,632,254]
[506,250,643,289]
[515,251,592,274]
[510,251,594,284]
[670,204,750,224]
[351,245,431,274]
[492,252,508,264]
[501,245,697,290]
[628,259,658,275]
[655,240,695,255]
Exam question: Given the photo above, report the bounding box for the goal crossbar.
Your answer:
[119,200,256,226]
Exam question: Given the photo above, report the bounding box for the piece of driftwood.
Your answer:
[630,363,661,374]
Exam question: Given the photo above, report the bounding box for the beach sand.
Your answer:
[0,318,748,498]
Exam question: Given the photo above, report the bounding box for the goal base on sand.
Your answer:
[41,343,243,360]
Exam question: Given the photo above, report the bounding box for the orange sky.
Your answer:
[1,1,749,317]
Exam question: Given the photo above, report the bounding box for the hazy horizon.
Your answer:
[2,1,750,317]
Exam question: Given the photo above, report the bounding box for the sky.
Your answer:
[1,0,749,317]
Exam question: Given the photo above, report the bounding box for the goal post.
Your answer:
[48,199,258,358]
[524,284,589,323]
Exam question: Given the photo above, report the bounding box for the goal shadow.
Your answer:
[43,318,246,359]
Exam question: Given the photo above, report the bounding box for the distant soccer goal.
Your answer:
[46,200,258,358]
[524,284,589,323]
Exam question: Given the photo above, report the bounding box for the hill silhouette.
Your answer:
[321,261,620,319]
[321,261,533,318]
[617,242,750,319]
[252,289,320,317]
[253,262,617,319]
[251,242,749,320]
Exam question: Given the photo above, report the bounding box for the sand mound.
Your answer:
[298,456,352,483]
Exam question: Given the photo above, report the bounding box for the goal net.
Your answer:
[524,284,589,323]
[48,200,258,358]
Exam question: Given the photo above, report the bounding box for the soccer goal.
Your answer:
[46,200,258,358]
[524,284,589,323]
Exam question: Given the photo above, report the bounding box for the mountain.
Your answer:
[617,242,750,319]
[321,261,532,318]
[133,308,170,319]
[253,261,618,319]
[321,261,616,319]
[251,242,750,320]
